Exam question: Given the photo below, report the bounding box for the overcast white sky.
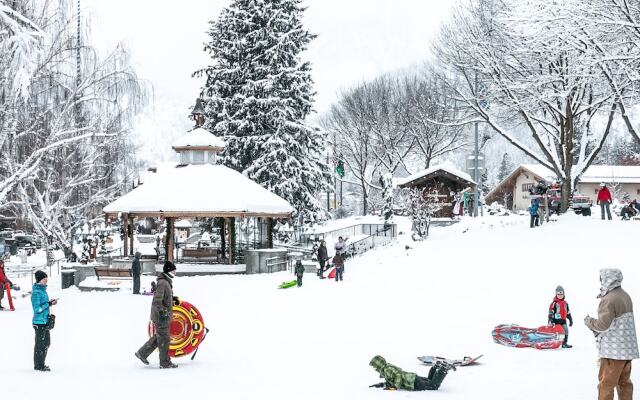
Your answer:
[85,0,456,164]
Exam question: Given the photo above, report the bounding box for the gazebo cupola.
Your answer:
[171,128,225,165]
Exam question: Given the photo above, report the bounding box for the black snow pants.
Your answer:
[33,324,51,370]
[413,364,449,391]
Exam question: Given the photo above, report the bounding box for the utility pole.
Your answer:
[326,152,330,211]
[473,71,479,217]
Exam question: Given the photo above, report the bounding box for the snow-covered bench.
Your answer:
[94,267,132,280]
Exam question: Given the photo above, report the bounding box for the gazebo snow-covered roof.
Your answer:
[103,164,293,218]
[171,127,226,151]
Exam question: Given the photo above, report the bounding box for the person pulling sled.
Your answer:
[369,355,455,391]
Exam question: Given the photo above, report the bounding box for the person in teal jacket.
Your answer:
[369,355,455,391]
[31,270,56,371]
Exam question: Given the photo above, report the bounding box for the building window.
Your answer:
[522,183,533,192]
[637,189,640,195]
[180,151,190,164]
[193,151,205,164]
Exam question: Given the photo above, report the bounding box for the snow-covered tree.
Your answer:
[434,0,624,211]
[0,1,147,254]
[400,187,445,240]
[380,173,393,224]
[196,0,331,223]
[497,153,514,182]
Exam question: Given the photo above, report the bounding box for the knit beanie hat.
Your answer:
[163,261,177,274]
[35,270,48,283]
[555,285,564,294]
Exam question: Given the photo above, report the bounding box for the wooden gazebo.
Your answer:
[103,128,293,265]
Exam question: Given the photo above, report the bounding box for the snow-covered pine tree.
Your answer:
[196,0,331,223]
[497,153,514,182]
[380,173,394,224]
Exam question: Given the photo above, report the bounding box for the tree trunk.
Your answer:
[560,179,571,214]
[360,177,368,215]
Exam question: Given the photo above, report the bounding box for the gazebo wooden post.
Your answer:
[166,217,175,262]
[123,213,129,257]
[226,217,233,264]
[267,217,273,249]
[129,215,135,256]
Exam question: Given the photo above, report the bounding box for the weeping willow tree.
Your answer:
[0,0,148,254]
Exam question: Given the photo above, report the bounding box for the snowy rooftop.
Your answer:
[397,164,476,187]
[520,164,640,183]
[103,164,293,217]
[171,128,226,150]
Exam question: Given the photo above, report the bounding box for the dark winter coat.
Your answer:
[548,296,572,325]
[294,261,305,277]
[369,355,416,391]
[332,254,344,267]
[31,283,50,325]
[132,257,141,276]
[597,187,612,203]
[150,273,173,323]
[317,245,328,262]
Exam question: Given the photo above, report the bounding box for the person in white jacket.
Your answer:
[585,268,639,400]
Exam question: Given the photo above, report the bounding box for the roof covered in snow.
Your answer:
[103,164,293,217]
[171,128,226,150]
[579,165,640,183]
[397,164,477,187]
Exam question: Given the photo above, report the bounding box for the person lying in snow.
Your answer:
[548,285,573,348]
[369,355,455,391]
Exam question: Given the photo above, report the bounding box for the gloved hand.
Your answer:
[173,296,180,306]
[584,315,591,326]
[569,319,573,327]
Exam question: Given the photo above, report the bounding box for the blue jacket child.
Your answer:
[529,199,540,228]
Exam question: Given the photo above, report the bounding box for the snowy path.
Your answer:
[2,214,639,399]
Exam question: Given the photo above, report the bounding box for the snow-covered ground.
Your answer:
[2,213,639,399]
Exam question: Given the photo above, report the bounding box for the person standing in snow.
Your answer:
[294,260,305,287]
[597,183,613,220]
[529,198,540,228]
[333,254,344,281]
[31,270,56,371]
[316,240,328,279]
[584,268,639,400]
[132,251,142,294]
[369,355,455,391]
[548,285,573,348]
[334,236,347,257]
[0,260,13,310]
[135,261,178,369]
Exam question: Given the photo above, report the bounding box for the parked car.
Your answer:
[544,189,593,216]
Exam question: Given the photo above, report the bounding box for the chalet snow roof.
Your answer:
[579,165,640,183]
[171,128,226,151]
[397,164,476,187]
[103,164,293,218]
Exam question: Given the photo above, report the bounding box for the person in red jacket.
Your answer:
[548,285,573,348]
[0,260,13,310]
[597,183,613,220]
